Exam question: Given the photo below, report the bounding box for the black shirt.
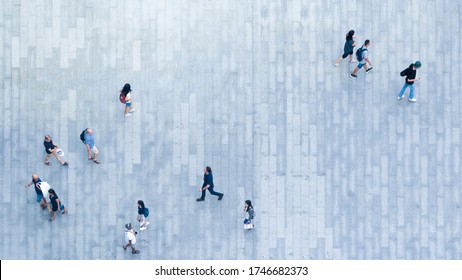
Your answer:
[138,206,145,215]
[49,194,60,211]
[44,140,56,154]
[404,64,417,85]
[344,38,354,53]
[33,178,43,195]
[203,172,214,188]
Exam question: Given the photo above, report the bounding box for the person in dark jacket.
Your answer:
[196,166,224,201]
[243,200,255,230]
[398,61,422,102]
[334,30,356,66]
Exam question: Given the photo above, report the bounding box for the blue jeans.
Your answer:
[399,83,415,99]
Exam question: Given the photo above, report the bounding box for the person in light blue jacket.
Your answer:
[84,128,100,164]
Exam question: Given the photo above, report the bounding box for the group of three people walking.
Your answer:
[335,30,421,102]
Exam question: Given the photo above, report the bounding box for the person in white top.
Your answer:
[123,223,140,254]
[121,83,135,117]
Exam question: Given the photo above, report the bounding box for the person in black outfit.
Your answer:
[334,30,357,66]
[196,166,224,201]
[43,134,68,166]
[398,61,422,102]
[48,188,68,221]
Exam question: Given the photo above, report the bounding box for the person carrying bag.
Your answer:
[243,200,255,230]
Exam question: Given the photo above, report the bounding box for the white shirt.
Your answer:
[125,230,136,245]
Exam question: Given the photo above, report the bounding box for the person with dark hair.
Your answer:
[25,174,47,209]
[121,83,135,117]
[350,39,373,79]
[123,223,140,254]
[43,134,68,166]
[47,188,68,221]
[334,30,356,66]
[398,61,422,102]
[243,200,255,230]
[137,200,150,231]
[196,166,224,201]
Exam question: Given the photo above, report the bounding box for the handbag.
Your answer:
[119,92,126,104]
[244,222,254,230]
[56,148,64,156]
[144,208,149,218]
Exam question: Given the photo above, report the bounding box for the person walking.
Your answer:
[25,174,47,209]
[398,61,422,102]
[196,166,224,201]
[47,188,68,221]
[123,223,140,254]
[83,128,101,164]
[350,39,373,79]
[43,134,68,166]
[137,200,150,231]
[243,200,255,230]
[334,30,356,66]
[121,83,135,117]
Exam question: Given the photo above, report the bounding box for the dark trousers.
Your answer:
[200,187,222,199]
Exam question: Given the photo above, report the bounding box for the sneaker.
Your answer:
[196,198,205,201]
[350,59,356,63]
[218,194,224,201]
[366,67,373,73]
[350,74,357,79]
[140,226,147,231]
[62,162,69,166]
[132,250,140,254]
[334,62,339,67]
[408,98,417,103]
[398,95,405,100]
[129,108,136,113]
[145,222,150,226]
[125,113,132,117]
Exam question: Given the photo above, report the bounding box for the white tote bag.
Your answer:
[56,148,64,156]
[244,222,254,230]
[38,181,50,195]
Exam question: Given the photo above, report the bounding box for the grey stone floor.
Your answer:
[1,0,461,259]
